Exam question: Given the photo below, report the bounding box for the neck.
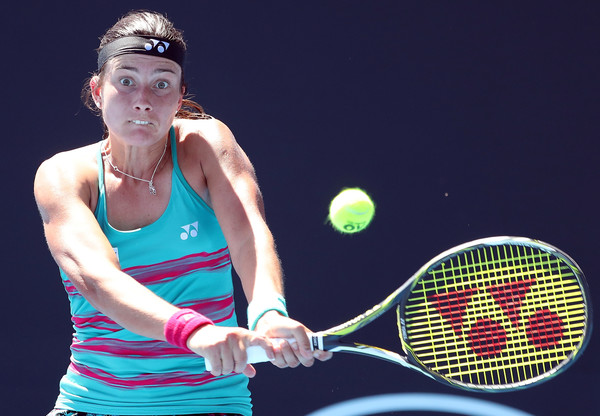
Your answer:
[104,135,170,178]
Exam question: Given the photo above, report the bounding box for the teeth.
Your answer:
[132,120,150,125]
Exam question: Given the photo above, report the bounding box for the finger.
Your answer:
[220,347,235,375]
[248,335,275,362]
[313,349,333,362]
[283,335,316,367]
[243,364,257,378]
[205,354,222,376]
[289,328,314,360]
[264,338,285,368]
[232,339,249,374]
[292,339,315,367]
[277,339,302,368]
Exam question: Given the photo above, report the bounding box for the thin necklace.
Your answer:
[102,139,168,195]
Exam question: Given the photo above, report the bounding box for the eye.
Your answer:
[155,80,169,89]
[119,78,134,87]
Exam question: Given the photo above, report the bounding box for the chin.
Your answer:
[110,128,162,146]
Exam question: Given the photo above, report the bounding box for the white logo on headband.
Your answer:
[144,39,170,54]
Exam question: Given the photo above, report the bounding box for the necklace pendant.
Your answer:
[149,181,157,195]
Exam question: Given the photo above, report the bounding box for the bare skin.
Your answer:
[34,54,330,378]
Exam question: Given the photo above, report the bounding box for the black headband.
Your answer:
[97,35,185,71]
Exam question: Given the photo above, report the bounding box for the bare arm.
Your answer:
[195,119,331,367]
[34,148,273,376]
[197,120,283,302]
[34,150,179,339]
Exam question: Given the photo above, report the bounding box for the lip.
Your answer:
[129,120,153,126]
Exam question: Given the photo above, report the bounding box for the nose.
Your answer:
[134,86,153,111]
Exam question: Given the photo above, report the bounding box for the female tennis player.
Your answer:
[35,10,330,416]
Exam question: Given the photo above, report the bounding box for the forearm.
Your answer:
[49,226,178,341]
[44,208,199,343]
[231,224,284,302]
[77,268,179,340]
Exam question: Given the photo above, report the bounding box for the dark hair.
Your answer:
[82,10,205,132]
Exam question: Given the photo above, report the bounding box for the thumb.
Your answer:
[243,364,257,378]
[291,329,314,359]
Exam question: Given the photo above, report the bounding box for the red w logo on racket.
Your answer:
[428,278,565,358]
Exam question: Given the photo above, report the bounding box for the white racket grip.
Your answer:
[204,336,316,372]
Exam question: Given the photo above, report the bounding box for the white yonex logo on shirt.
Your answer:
[145,39,170,53]
[180,221,198,240]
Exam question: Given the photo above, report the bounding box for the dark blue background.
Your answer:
[2,1,598,415]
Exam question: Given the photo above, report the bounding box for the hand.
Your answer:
[254,311,333,368]
[186,324,274,378]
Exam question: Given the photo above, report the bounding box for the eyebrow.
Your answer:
[114,65,177,75]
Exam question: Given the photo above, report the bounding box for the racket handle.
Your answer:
[204,337,308,372]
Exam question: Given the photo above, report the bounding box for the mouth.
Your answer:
[130,120,152,126]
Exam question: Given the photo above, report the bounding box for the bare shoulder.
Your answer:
[174,117,236,150]
[34,143,100,213]
[174,117,252,170]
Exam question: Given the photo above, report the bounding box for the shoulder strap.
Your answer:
[94,141,108,220]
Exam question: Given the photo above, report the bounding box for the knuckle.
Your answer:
[222,362,234,374]
[302,357,315,367]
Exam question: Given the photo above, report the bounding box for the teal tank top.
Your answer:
[55,127,252,415]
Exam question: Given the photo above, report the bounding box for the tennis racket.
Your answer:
[211,236,592,391]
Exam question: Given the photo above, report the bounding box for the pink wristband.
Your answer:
[164,309,214,351]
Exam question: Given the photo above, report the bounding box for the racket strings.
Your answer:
[403,243,587,389]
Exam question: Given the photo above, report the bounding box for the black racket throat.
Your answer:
[312,333,411,367]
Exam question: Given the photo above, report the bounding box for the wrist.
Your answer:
[164,309,214,351]
[254,310,286,331]
[247,293,288,331]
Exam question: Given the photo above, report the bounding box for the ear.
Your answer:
[177,85,185,111]
[90,76,102,109]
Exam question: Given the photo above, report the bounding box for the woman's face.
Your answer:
[91,54,183,146]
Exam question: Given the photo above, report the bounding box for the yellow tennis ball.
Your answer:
[328,188,375,234]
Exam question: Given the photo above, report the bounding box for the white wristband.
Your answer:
[247,294,288,331]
